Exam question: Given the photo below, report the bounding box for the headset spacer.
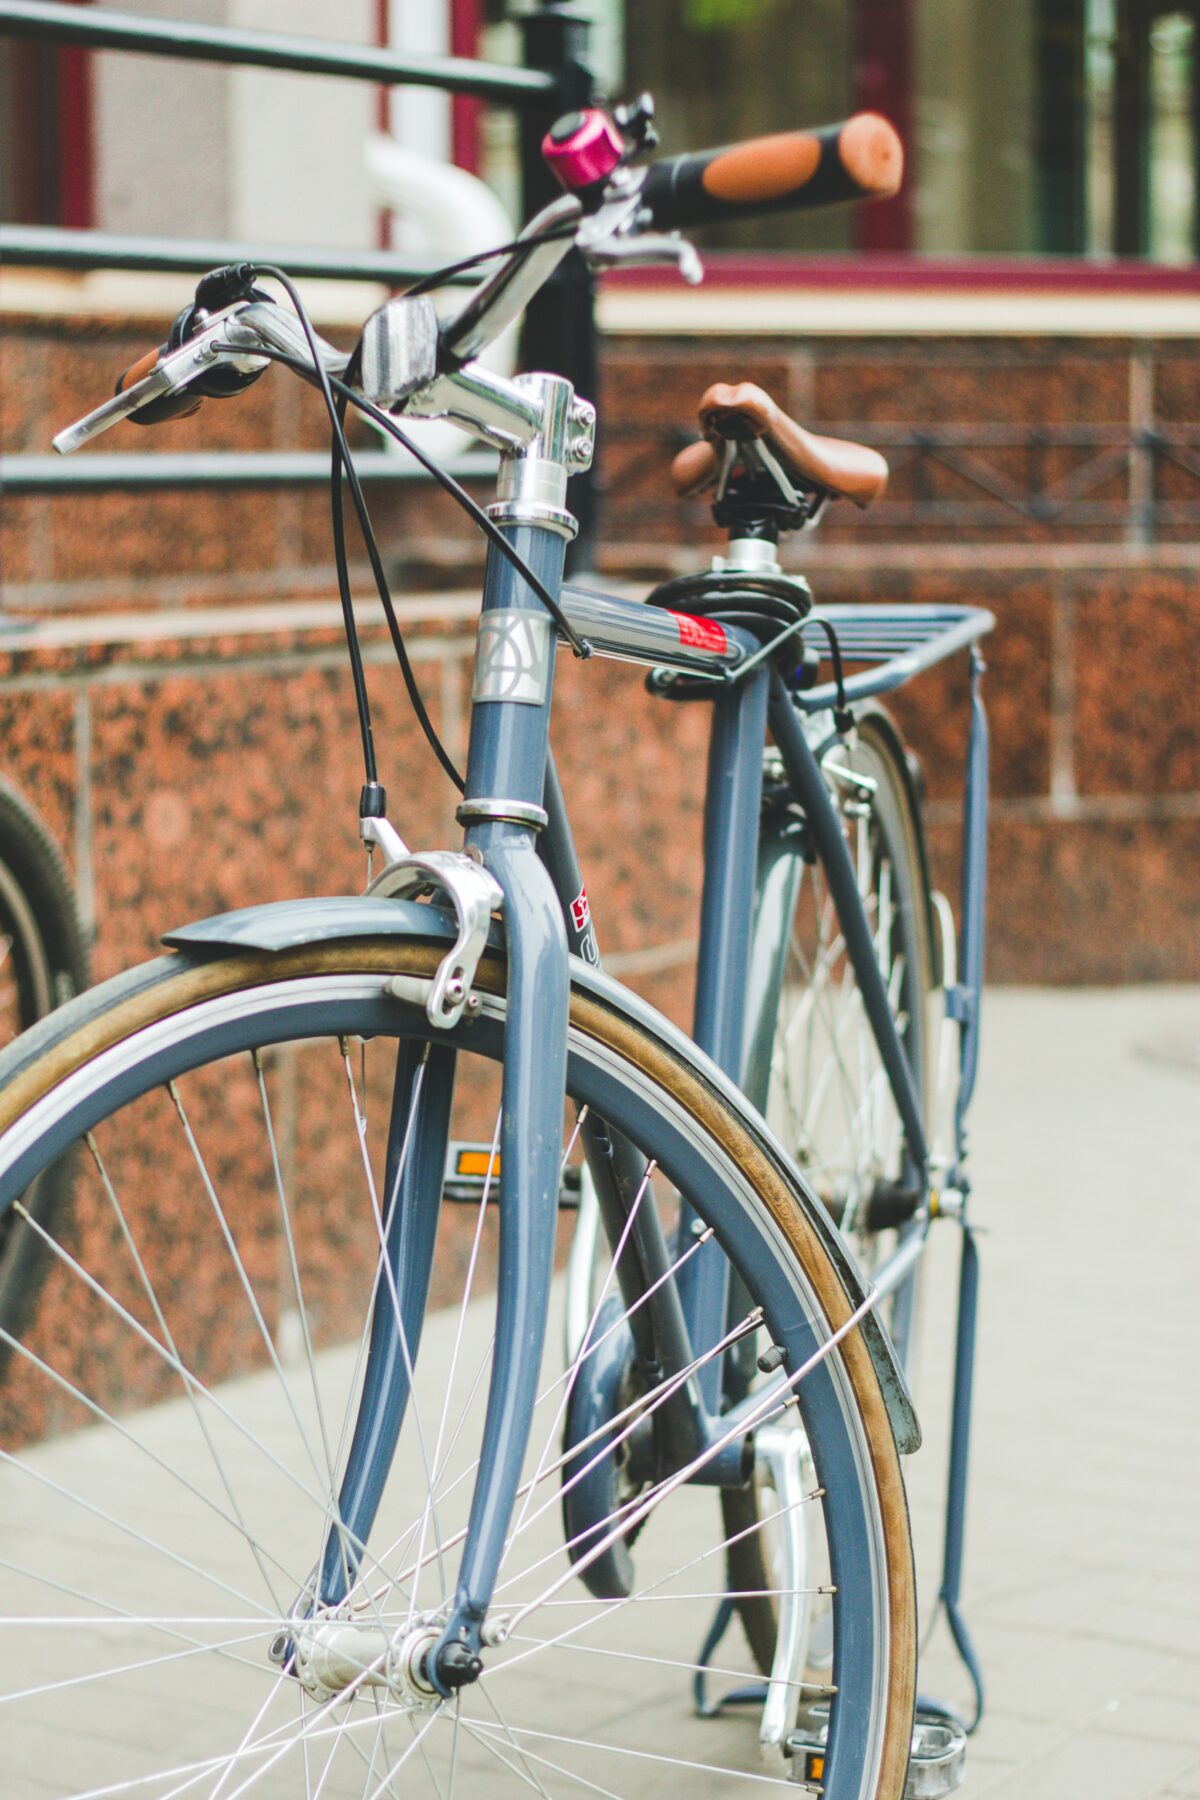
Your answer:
[456,798,549,831]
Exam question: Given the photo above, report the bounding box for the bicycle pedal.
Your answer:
[442,1142,581,1208]
[786,1705,966,1796]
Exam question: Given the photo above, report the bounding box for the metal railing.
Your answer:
[607,388,1200,549]
[0,0,596,552]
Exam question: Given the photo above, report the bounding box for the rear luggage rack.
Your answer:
[794,604,994,711]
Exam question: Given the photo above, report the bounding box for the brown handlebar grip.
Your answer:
[639,113,902,230]
[115,345,164,394]
[115,342,202,426]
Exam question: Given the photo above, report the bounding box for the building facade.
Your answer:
[1,0,1197,989]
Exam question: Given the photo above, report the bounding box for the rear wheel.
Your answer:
[0,935,914,1799]
[730,709,933,1699]
[761,710,933,1274]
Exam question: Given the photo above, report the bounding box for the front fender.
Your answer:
[162,894,473,957]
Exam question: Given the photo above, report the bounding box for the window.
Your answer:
[0,14,92,229]
[620,0,1200,259]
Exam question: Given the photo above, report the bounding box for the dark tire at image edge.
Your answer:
[0,777,89,1348]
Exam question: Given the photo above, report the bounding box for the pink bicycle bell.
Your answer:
[543,108,625,197]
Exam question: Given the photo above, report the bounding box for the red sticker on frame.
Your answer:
[669,611,728,654]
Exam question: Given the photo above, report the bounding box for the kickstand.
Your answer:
[692,1597,768,1718]
[928,1215,985,1732]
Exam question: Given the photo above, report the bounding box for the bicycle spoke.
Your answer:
[505,1149,656,1564]
[8,1198,332,1517]
[254,1051,338,1493]
[457,1716,623,1800]
[0,1322,298,1599]
[84,1132,292,1612]
[169,1081,335,1517]
[463,1716,798,1791]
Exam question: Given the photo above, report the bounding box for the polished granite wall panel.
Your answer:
[552,647,710,966]
[0,497,40,588]
[2,304,1197,984]
[9,312,1198,594]
[0,594,1192,1444]
[928,813,1200,984]
[49,488,283,587]
[598,333,1199,557]
[1071,573,1199,798]
[87,652,462,980]
[0,687,79,873]
[817,565,1056,804]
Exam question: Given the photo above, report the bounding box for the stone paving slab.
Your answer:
[907,985,1200,1798]
[1,984,1196,1795]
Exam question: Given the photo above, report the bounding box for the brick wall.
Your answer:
[1,306,1196,990]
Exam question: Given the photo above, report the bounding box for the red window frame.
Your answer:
[2,17,92,227]
[374,0,480,248]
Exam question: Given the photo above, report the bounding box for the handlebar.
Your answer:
[636,113,903,232]
[55,102,904,455]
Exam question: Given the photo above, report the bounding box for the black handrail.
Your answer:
[0,223,473,284]
[0,1,599,569]
[1,451,496,491]
[0,0,554,101]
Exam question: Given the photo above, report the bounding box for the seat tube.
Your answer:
[674,664,770,1414]
[429,375,580,1687]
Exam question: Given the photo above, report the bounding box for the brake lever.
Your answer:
[582,230,703,285]
[52,304,269,455]
[575,181,703,285]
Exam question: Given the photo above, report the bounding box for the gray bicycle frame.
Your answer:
[324,451,991,1686]
[39,158,995,1730]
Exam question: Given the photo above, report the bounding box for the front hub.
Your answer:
[286,1615,444,1710]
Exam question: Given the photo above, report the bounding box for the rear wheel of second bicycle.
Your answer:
[729,707,934,1690]
[0,777,89,1352]
[0,933,914,1800]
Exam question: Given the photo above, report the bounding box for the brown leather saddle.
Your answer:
[671,381,888,511]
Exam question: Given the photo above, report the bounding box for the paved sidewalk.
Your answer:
[4,985,1196,1795]
[908,985,1200,1799]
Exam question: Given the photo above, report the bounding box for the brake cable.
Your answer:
[245,265,393,805]
[208,252,594,799]
[402,222,578,298]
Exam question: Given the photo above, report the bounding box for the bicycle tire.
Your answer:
[0,776,89,1348]
[729,707,934,1687]
[0,933,914,1800]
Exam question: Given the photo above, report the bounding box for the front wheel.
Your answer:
[0,934,914,1799]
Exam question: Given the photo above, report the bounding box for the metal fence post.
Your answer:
[518,3,600,572]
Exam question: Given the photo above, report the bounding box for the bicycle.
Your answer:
[0,103,991,1800]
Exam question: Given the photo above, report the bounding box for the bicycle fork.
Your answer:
[290,381,576,1698]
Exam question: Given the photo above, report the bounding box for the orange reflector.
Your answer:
[456,1149,501,1180]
